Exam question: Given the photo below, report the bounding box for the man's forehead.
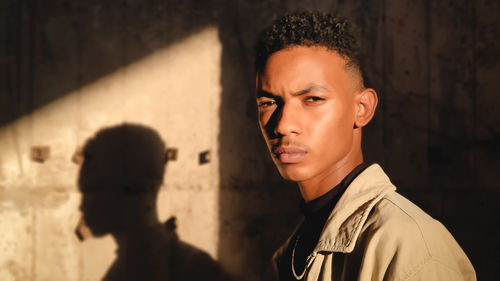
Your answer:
[256,83,328,97]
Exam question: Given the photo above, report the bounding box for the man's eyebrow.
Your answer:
[256,89,275,98]
[291,84,328,96]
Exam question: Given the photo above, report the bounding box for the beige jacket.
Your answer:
[274,164,476,281]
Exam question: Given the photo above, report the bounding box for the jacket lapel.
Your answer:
[314,164,396,254]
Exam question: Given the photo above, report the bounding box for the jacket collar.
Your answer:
[313,164,396,254]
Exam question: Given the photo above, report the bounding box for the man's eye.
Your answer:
[258,100,276,108]
[305,96,325,103]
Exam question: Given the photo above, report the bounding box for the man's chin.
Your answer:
[277,166,310,183]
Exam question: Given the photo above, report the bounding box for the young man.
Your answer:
[254,11,476,281]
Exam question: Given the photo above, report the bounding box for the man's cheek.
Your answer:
[258,111,270,125]
[258,117,272,136]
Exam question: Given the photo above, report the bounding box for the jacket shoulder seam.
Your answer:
[379,195,432,257]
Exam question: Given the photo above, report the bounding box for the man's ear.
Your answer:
[354,88,378,128]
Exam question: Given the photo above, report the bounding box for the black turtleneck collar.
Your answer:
[299,162,371,219]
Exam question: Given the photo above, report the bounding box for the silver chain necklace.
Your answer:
[291,235,306,280]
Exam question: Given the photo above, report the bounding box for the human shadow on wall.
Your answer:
[74,123,232,281]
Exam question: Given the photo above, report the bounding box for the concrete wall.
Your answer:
[1,1,499,281]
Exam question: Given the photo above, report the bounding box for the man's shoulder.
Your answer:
[359,190,476,280]
[360,191,436,260]
[369,191,436,235]
[366,190,460,255]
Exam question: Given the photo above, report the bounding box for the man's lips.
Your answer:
[272,146,307,164]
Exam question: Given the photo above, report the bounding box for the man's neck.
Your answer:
[298,154,363,202]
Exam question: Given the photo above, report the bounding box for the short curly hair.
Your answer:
[255,11,363,81]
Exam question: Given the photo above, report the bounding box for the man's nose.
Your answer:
[274,102,300,137]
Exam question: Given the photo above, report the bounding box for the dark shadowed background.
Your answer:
[1,0,499,280]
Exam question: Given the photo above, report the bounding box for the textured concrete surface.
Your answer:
[1,0,499,281]
[0,11,222,280]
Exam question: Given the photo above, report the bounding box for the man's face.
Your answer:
[257,46,359,183]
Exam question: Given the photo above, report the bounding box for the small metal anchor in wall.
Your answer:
[30,146,50,163]
[199,150,210,165]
